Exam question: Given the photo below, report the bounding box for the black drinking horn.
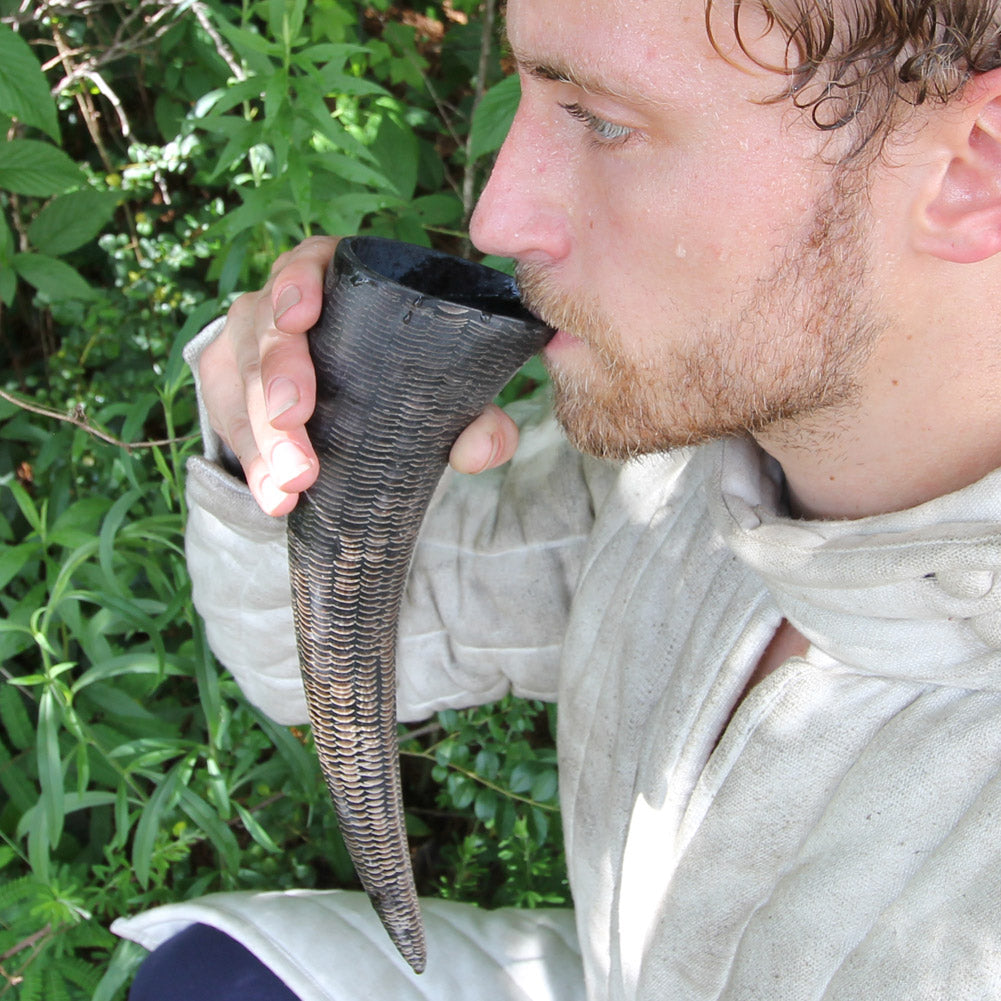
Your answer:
[286,236,553,974]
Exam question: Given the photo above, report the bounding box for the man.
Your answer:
[115,0,1001,998]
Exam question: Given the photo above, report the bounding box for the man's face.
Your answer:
[469,0,887,459]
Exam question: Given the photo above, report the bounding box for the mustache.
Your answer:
[515,262,610,347]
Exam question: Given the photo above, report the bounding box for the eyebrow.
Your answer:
[511,46,639,102]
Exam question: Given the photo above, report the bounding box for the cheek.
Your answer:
[577,170,739,327]
[591,146,826,309]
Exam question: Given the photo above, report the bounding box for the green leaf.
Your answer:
[0,139,83,196]
[12,252,96,301]
[314,66,388,98]
[234,802,280,853]
[132,758,188,887]
[0,681,33,750]
[0,540,38,591]
[0,741,37,813]
[15,791,116,841]
[97,487,145,592]
[315,192,396,236]
[212,19,280,74]
[475,748,500,780]
[269,0,305,47]
[92,940,147,1001]
[36,688,65,851]
[298,42,369,66]
[315,151,399,193]
[411,192,463,227]
[468,74,520,163]
[254,713,320,791]
[474,787,498,823]
[3,477,43,534]
[447,773,475,810]
[71,653,173,693]
[0,25,59,141]
[531,768,559,803]
[49,494,110,543]
[530,806,550,845]
[0,207,13,259]
[26,189,119,256]
[509,761,534,795]
[0,263,15,306]
[369,114,419,199]
[206,189,297,240]
[178,786,241,874]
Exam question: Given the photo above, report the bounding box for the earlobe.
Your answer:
[914,72,1001,265]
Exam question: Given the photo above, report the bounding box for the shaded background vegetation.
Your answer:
[0,2,563,997]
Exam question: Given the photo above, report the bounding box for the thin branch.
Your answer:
[401,746,560,813]
[191,0,246,82]
[85,68,133,140]
[398,720,443,744]
[0,924,51,964]
[462,0,499,227]
[0,388,197,453]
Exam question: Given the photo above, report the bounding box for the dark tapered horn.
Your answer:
[286,236,553,973]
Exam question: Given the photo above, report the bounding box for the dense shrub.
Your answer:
[0,3,562,998]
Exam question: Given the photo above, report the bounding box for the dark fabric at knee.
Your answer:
[128,922,302,1001]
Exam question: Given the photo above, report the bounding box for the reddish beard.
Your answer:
[514,172,884,462]
[515,262,691,459]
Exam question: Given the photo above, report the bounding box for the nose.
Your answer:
[469,105,573,265]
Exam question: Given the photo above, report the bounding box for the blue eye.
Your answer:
[560,102,634,144]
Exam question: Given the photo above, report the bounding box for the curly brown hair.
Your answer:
[709,0,1001,155]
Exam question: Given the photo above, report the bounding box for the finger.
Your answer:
[222,398,315,516]
[201,293,318,514]
[269,235,341,335]
[449,404,520,474]
[234,307,319,499]
[246,447,312,518]
[258,236,337,431]
[252,290,318,433]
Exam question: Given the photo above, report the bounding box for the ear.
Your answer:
[913,68,1001,264]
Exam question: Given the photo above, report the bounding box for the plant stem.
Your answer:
[461,0,499,234]
[400,747,559,813]
[0,388,197,452]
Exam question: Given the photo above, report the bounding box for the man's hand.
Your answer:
[199,235,520,516]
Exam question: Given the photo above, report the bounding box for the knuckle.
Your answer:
[269,250,294,278]
[226,288,259,323]
[270,235,338,278]
[240,356,263,388]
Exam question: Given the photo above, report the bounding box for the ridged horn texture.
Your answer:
[286,236,553,974]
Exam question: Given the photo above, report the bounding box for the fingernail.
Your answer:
[271,440,313,487]
[267,377,299,421]
[476,433,502,473]
[259,475,287,514]
[274,285,301,321]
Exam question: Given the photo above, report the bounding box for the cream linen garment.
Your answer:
[115,322,1001,999]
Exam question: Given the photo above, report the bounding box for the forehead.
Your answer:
[505,0,782,106]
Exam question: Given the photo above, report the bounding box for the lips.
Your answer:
[545,328,585,354]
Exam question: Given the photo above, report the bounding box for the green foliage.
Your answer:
[409,699,568,909]
[0,2,558,998]
[0,24,115,305]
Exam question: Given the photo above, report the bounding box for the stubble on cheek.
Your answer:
[515,261,758,460]
[514,168,884,462]
[515,262,672,459]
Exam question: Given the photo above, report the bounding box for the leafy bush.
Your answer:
[0,3,561,999]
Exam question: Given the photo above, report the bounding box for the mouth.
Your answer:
[544,328,585,355]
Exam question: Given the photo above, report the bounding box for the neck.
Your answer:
[755,325,1001,521]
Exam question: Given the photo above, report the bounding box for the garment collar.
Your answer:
[706,437,1001,689]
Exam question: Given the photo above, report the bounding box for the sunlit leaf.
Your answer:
[0,139,82,196]
[0,25,59,141]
